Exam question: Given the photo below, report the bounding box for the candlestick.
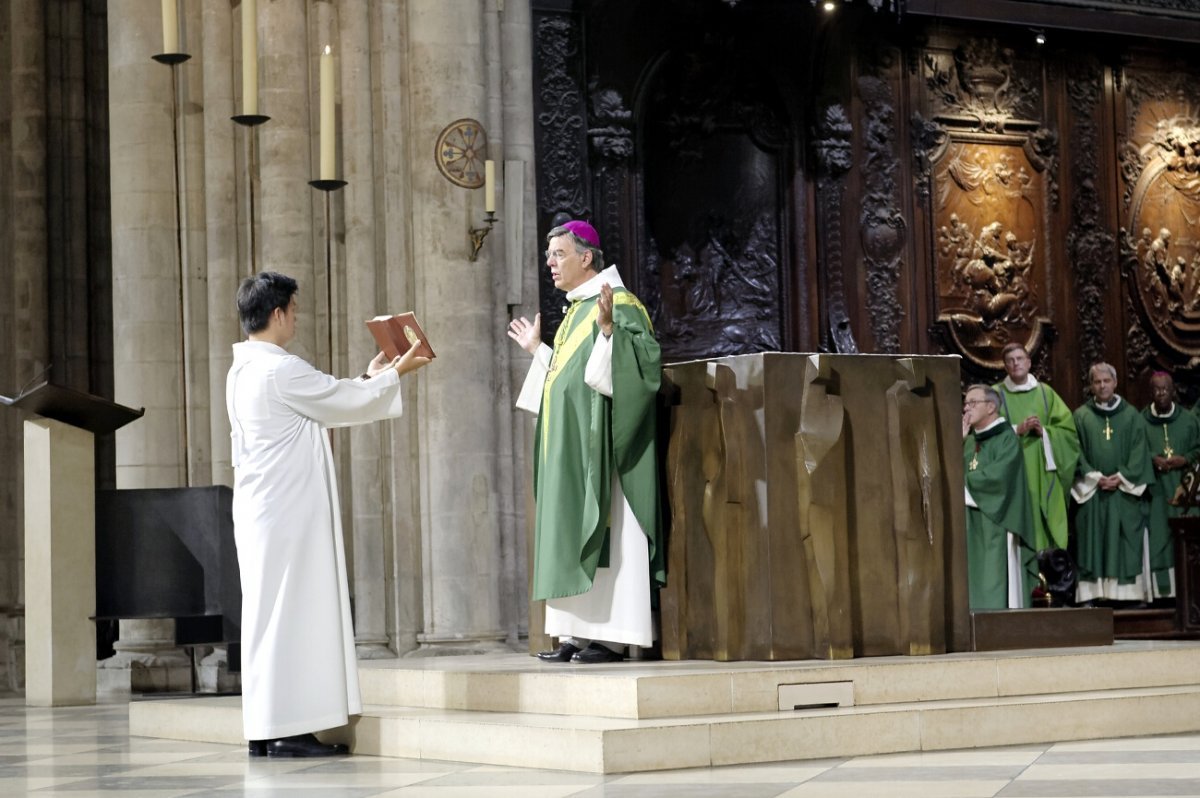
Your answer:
[161,0,178,54]
[320,45,335,181]
[484,160,496,213]
[242,0,258,116]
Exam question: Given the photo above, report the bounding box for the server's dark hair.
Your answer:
[237,271,298,335]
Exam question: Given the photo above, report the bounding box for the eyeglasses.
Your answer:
[963,399,988,407]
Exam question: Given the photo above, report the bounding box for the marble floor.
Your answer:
[2,696,1200,797]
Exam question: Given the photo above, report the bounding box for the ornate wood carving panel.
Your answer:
[637,31,791,361]
[531,6,590,336]
[919,39,1057,371]
[1118,67,1200,368]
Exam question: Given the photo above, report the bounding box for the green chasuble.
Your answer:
[530,286,665,601]
[993,380,1080,552]
[1142,403,1200,594]
[1073,398,1155,586]
[964,421,1036,609]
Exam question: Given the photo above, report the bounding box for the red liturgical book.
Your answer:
[365,313,436,360]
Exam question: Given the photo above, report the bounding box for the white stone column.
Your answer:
[259,0,316,359]
[376,0,423,655]
[109,0,186,489]
[201,0,242,489]
[339,1,391,658]
[404,0,507,654]
[4,0,50,693]
[104,0,193,688]
[497,0,537,645]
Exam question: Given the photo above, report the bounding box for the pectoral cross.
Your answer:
[969,444,979,471]
[1163,426,1175,458]
[1103,418,1113,441]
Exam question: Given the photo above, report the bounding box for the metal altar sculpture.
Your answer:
[661,353,970,661]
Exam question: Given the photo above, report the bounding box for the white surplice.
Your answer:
[226,340,404,740]
[515,266,654,648]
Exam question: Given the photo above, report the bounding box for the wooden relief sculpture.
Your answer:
[921,40,1055,369]
[1119,73,1200,360]
[795,355,852,659]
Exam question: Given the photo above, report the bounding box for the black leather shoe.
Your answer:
[248,740,267,757]
[536,641,581,662]
[570,643,624,664]
[265,733,349,758]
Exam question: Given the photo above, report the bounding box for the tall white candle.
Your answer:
[320,45,334,179]
[161,0,178,54]
[484,160,495,213]
[242,0,257,115]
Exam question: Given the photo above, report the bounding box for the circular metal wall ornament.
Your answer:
[435,118,488,189]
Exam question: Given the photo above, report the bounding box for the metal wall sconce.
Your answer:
[470,211,497,262]
[433,119,497,261]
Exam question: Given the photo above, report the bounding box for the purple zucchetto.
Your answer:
[560,220,600,248]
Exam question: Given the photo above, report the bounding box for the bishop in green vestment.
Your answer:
[1142,371,1199,597]
[993,343,1080,552]
[509,221,664,664]
[1072,363,1156,603]
[963,385,1036,609]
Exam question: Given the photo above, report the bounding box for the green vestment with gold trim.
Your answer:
[1073,398,1154,586]
[964,421,1035,609]
[1142,403,1200,594]
[993,381,1080,552]
[531,288,665,600]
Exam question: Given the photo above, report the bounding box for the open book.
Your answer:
[365,312,436,360]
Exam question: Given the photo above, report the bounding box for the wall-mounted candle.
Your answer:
[484,160,495,213]
[320,45,334,180]
[161,0,179,54]
[242,0,257,115]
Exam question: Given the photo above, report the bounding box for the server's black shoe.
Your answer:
[570,643,625,664]
[536,641,581,662]
[265,733,349,758]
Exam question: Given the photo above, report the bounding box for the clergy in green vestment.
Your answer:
[508,220,664,665]
[1142,371,1199,598]
[993,342,1080,553]
[963,385,1037,609]
[1072,362,1156,603]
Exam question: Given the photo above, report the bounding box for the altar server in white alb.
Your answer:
[226,272,429,758]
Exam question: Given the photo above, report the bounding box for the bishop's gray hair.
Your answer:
[547,225,605,272]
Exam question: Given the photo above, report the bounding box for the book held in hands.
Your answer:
[365,312,436,361]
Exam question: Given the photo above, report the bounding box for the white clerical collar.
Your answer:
[974,417,1007,434]
[1095,395,1122,411]
[1150,402,1176,418]
[1003,374,1039,393]
[233,339,290,360]
[566,264,625,302]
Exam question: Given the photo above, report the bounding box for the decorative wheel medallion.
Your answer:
[434,119,488,189]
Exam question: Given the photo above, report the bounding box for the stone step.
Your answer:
[355,641,1200,719]
[128,683,1200,773]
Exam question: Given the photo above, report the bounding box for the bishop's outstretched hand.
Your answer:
[508,314,542,355]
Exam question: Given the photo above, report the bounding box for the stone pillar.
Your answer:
[200,0,240,486]
[405,0,507,655]
[104,0,192,687]
[109,0,186,489]
[259,0,316,359]
[498,0,537,645]
[97,619,191,694]
[339,1,391,659]
[4,0,50,694]
[376,0,423,655]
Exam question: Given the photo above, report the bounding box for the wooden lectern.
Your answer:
[1,381,143,705]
